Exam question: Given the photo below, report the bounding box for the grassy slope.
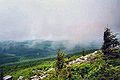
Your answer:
[1,58,55,80]
[70,53,120,80]
[44,50,120,80]
[1,51,91,80]
[1,50,120,80]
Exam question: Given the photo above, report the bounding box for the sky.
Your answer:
[0,0,120,44]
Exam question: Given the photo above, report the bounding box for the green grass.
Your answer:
[1,49,120,80]
[1,51,91,79]
[0,58,55,80]
[9,60,55,80]
[44,50,120,80]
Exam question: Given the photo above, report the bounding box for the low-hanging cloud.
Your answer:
[0,0,119,44]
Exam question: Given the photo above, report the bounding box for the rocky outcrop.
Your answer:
[69,51,99,65]
[30,68,54,80]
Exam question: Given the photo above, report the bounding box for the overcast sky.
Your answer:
[0,0,120,43]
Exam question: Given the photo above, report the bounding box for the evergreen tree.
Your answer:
[55,49,65,77]
[102,27,120,55]
[56,49,64,70]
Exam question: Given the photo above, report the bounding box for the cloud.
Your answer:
[0,0,119,44]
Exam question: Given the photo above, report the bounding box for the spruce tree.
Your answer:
[55,49,65,77]
[56,49,64,70]
[102,27,120,55]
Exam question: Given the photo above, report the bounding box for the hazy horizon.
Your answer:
[0,0,120,44]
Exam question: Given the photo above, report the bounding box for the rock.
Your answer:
[93,51,98,54]
[76,58,81,62]
[3,75,12,80]
[79,56,85,60]
[31,75,39,80]
[40,74,49,79]
[47,68,54,72]
[18,76,24,80]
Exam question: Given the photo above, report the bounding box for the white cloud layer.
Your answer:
[0,0,119,43]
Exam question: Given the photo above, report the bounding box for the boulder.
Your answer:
[3,75,12,80]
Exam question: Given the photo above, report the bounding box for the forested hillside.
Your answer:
[0,40,100,65]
